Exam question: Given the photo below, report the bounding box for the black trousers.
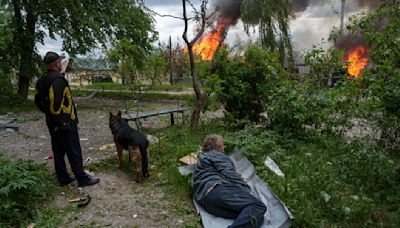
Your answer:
[47,121,90,185]
[204,183,266,228]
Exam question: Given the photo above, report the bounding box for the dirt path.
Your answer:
[0,98,198,227]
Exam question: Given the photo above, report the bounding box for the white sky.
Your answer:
[37,0,372,57]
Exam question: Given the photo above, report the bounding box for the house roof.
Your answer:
[71,58,116,71]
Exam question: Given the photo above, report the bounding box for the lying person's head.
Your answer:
[202,135,224,153]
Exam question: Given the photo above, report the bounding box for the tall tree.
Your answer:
[2,0,155,99]
[182,0,208,131]
[241,0,294,67]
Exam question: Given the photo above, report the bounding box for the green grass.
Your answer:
[72,88,194,101]
[224,127,400,227]
[0,99,37,114]
[84,82,191,91]
[129,120,400,227]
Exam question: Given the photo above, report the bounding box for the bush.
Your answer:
[0,157,55,227]
[213,46,285,128]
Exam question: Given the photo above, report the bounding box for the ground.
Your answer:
[0,97,200,227]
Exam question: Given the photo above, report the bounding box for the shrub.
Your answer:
[0,157,55,227]
[213,46,285,127]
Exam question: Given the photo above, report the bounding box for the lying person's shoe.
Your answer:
[79,177,100,187]
[60,176,76,186]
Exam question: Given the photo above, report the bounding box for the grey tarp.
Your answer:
[189,149,294,228]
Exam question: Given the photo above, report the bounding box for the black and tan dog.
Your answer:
[109,111,150,182]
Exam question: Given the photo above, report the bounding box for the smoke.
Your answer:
[335,32,366,51]
[211,0,244,26]
[291,0,382,13]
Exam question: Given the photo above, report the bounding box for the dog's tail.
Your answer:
[139,141,149,178]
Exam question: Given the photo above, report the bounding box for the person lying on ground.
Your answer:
[192,135,266,228]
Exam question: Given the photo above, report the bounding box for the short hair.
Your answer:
[202,135,224,152]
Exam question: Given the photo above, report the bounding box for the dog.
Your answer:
[109,111,150,182]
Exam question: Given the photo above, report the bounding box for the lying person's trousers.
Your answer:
[204,183,266,228]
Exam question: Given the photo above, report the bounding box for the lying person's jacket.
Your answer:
[192,150,251,204]
[35,69,78,129]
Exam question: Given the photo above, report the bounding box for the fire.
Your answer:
[188,22,227,61]
[346,45,369,77]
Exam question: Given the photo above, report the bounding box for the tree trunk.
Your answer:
[182,0,207,131]
[121,49,126,84]
[13,0,37,100]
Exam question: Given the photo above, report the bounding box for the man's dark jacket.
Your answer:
[192,150,251,204]
[35,69,77,128]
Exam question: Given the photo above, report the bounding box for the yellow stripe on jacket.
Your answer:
[49,86,76,121]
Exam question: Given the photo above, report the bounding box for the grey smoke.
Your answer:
[291,0,382,13]
[212,0,244,26]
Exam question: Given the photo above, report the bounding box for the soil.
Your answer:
[0,97,199,227]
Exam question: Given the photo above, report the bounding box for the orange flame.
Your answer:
[186,22,227,61]
[346,45,368,77]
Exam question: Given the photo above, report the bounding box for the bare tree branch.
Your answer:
[187,0,200,16]
[140,3,185,20]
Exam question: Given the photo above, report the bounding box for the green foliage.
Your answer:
[0,157,55,227]
[213,46,285,127]
[142,48,168,83]
[3,0,156,98]
[304,46,346,89]
[352,2,400,153]
[241,0,294,66]
[224,127,400,227]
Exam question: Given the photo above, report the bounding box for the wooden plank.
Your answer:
[179,150,201,165]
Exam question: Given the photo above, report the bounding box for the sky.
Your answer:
[37,0,377,57]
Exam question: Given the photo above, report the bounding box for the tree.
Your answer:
[108,3,157,84]
[2,0,155,99]
[143,47,167,84]
[182,0,208,131]
[241,0,294,67]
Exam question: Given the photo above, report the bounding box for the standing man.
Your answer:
[192,135,266,228]
[35,51,100,187]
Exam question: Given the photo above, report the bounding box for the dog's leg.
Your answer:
[131,146,142,182]
[116,144,124,168]
[146,147,151,177]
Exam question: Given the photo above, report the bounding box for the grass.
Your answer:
[224,127,400,227]
[115,120,400,227]
[72,88,195,101]
[0,99,37,114]
[84,82,192,91]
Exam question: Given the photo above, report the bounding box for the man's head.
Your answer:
[44,51,62,72]
[202,135,224,152]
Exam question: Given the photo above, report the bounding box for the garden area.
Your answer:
[1,0,400,227]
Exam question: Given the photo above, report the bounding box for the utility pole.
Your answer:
[340,0,346,34]
[169,35,173,85]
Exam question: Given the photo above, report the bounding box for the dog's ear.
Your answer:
[117,111,122,117]
[109,112,113,118]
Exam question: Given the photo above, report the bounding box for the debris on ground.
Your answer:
[99,143,115,151]
[0,116,19,132]
[69,194,91,208]
[179,149,201,165]
[264,156,285,177]
[146,134,159,144]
